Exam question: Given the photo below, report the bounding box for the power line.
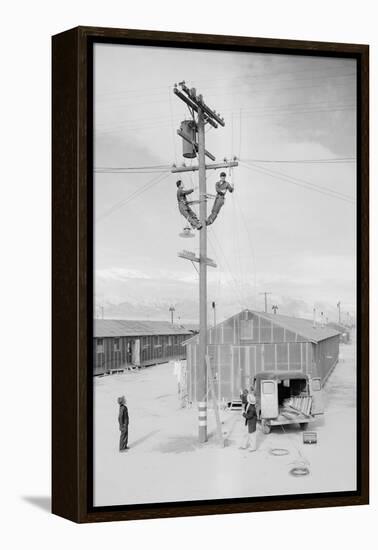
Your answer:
[240,162,356,204]
[95,169,169,174]
[208,222,247,308]
[95,75,356,121]
[241,157,356,164]
[186,66,355,92]
[231,187,244,303]
[95,67,355,104]
[96,105,355,137]
[207,231,245,310]
[168,86,178,164]
[94,157,356,174]
[95,86,356,131]
[233,191,258,307]
[96,171,171,223]
[95,164,170,170]
[95,99,355,135]
[241,161,355,202]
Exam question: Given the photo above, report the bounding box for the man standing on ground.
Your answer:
[118,395,129,452]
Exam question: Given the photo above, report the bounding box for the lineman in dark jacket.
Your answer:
[176,180,202,230]
[206,172,234,226]
[118,396,129,452]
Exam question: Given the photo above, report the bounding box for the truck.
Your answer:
[253,371,324,434]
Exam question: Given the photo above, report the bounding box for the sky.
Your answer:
[94,44,356,325]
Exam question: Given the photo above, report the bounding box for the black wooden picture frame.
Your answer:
[52,26,369,523]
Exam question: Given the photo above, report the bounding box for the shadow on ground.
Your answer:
[131,430,160,448]
[22,496,51,513]
[154,433,220,454]
[155,393,171,399]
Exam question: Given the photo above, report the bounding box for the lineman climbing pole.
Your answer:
[172,81,238,443]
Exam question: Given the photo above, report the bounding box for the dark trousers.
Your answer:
[119,428,128,451]
[207,194,225,225]
[178,202,201,229]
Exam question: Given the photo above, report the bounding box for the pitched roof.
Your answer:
[181,323,199,333]
[327,322,350,333]
[183,309,340,345]
[254,310,340,342]
[94,319,192,338]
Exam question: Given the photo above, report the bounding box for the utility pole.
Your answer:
[260,292,271,313]
[197,102,208,444]
[337,301,341,324]
[173,81,238,444]
[169,305,175,325]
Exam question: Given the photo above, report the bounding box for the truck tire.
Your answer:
[299,422,309,431]
[261,420,271,434]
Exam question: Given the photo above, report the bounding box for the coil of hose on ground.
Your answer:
[289,459,310,477]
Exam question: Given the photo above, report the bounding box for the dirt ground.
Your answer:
[93,334,356,506]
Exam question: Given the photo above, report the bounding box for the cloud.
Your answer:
[97,268,152,281]
[93,46,357,325]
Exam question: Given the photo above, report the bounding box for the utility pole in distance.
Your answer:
[337,301,341,324]
[169,305,175,325]
[173,81,238,444]
[260,292,271,313]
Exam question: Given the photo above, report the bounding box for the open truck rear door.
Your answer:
[310,377,324,414]
[260,379,279,419]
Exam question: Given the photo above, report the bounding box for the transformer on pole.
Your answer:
[180,120,197,158]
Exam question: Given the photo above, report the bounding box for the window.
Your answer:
[262,381,275,395]
[114,338,120,351]
[97,338,104,352]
